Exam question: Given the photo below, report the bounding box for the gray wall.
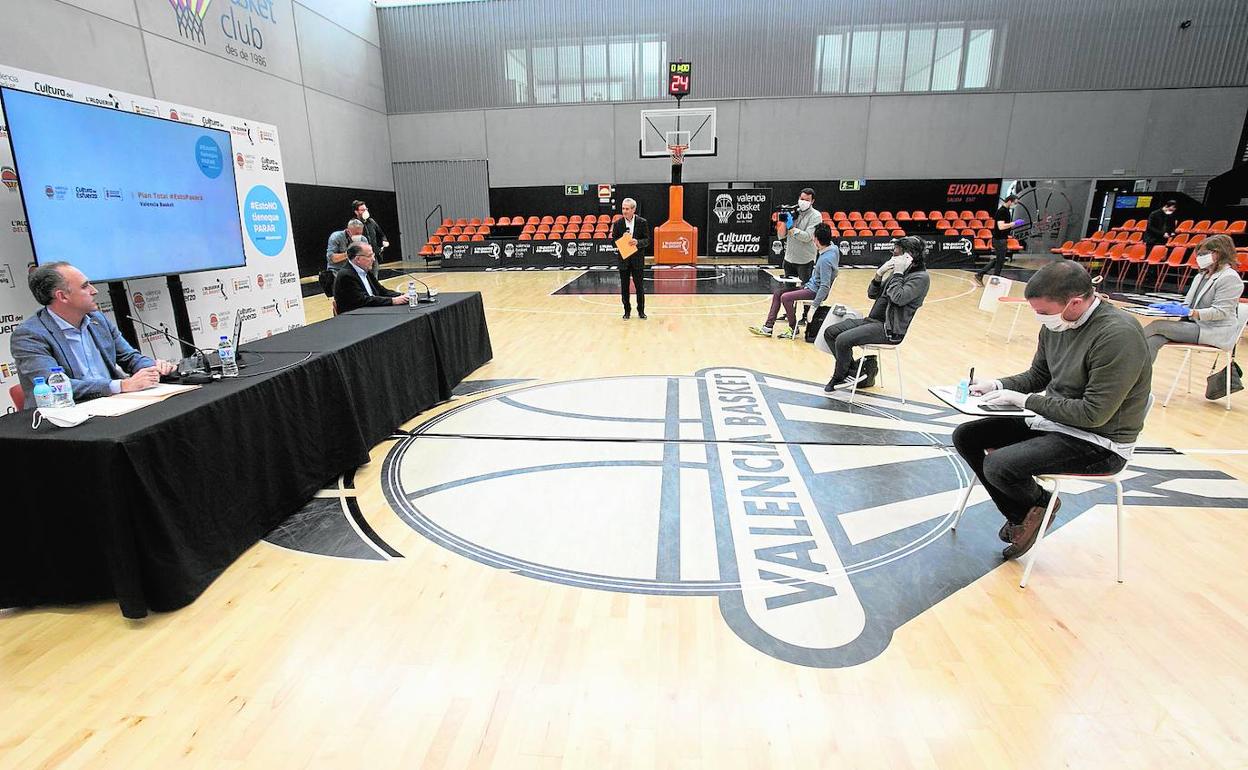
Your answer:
[389,87,1248,186]
[4,0,392,190]
[380,0,1248,113]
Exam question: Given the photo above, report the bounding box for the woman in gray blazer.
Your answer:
[1144,234,1245,360]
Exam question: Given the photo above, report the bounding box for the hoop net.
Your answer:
[668,144,689,166]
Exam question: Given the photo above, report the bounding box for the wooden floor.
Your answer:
[3,262,1248,769]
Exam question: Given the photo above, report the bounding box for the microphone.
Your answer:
[402,273,438,303]
[125,315,217,384]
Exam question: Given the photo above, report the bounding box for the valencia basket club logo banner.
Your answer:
[270,370,1248,668]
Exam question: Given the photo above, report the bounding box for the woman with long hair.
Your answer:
[824,235,932,391]
[1144,234,1244,361]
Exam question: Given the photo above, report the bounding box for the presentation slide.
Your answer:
[1,87,247,282]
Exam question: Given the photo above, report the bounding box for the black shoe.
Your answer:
[623,310,631,319]
[639,311,647,319]
[973,273,985,287]
[859,357,879,388]
[825,374,865,393]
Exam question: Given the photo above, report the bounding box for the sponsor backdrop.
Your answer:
[707,188,773,258]
[0,64,304,411]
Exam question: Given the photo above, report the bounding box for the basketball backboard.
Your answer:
[639,107,717,158]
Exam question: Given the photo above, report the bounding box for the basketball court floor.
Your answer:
[3,263,1246,768]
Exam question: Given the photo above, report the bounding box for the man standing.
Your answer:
[610,198,651,319]
[1144,200,1178,252]
[953,260,1152,560]
[974,194,1024,286]
[332,242,407,313]
[326,219,366,269]
[352,200,390,261]
[11,262,176,406]
[750,223,839,339]
[777,188,821,285]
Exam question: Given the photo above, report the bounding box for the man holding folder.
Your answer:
[611,198,650,319]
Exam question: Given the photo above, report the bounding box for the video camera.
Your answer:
[775,203,799,217]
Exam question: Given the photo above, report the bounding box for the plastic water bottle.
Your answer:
[218,336,239,377]
[955,378,970,404]
[32,377,55,410]
[407,281,419,308]
[47,366,74,407]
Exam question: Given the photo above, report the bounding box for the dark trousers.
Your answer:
[977,238,1009,277]
[951,417,1126,524]
[824,317,891,381]
[783,260,814,285]
[619,255,645,312]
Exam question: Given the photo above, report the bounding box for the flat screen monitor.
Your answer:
[1,86,247,283]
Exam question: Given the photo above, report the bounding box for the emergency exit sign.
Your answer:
[564,185,584,195]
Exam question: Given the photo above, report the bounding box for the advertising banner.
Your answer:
[0,64,304,410]
[438,239,619,269]
[707,188,773,258]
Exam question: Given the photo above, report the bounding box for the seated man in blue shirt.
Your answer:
[11,262,176,407]
[750,222,840,339]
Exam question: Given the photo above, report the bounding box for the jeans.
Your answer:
[823,317,891,381]
[783,260,814,285]
[765,287,816,330]
[952,417,1126,524]
[1144,319,1200,361]
[619,255,645,312]
[977,238,1008,277]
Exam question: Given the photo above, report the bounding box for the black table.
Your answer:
[0,292,491,618]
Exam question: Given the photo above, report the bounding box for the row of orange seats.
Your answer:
[829,209,993,222]
[1054,240,1248,293]
[1114,218,1246,236]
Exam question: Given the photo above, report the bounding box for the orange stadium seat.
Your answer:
[469,218,482,226]
[910,211,927,221]
[455,218,468,226]
[1051,240,1073,255]
[974,210,990,220]
[895,211,911,221]
[1226,220,1246,235]
[958,210,974,220]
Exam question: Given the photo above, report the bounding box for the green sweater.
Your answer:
[1002,301,1152,444]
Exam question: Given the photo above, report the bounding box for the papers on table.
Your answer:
[1125,306,1182,318]
[59,383,201,420]
[928,385,1037,417]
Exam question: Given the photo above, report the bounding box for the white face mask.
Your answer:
[31,405,93,429]
[1196,252,1215,269]
[360,211,370,221]
[1035,300,1077,332]
[797,199,812,211]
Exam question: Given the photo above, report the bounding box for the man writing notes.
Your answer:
[11,262,176,406]
[610,198,651,319]
[332,242,407,313]
[953,260,1152,560]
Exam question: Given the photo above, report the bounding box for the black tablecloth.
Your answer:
[0,292,491,618]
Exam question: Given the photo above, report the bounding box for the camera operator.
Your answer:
[776,188,821,285]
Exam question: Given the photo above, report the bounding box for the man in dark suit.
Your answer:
[332,242,407,314]
[610,197,651,319]
[11,262,176,407]
[1144,200,1178,251]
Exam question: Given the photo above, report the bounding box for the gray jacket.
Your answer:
[867,268,930,341]
[782,207,823,265]
[1185,266,1245,350]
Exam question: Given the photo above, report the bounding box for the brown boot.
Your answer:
[1003,497,1061,559]
[998,497,1060,543]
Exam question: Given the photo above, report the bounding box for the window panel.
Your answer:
[847,29,878,93]
[609,40,634,101]
[639,40,664,98]
[931,26,963,91]
[963,28,993,88]
[815,33,844,93]
[505,48,527,104]
[903,27,935,91]
[533,46,556,104]
[557,45,582,103]
[876,28,906,92]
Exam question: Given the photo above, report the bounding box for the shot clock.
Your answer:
[668,61,691,99]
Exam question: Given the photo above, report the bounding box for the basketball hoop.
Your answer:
[668,143,689,166]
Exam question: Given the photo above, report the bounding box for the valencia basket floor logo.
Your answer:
[272,369,1248,668]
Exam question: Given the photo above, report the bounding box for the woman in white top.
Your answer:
[1144,234,1245,360]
